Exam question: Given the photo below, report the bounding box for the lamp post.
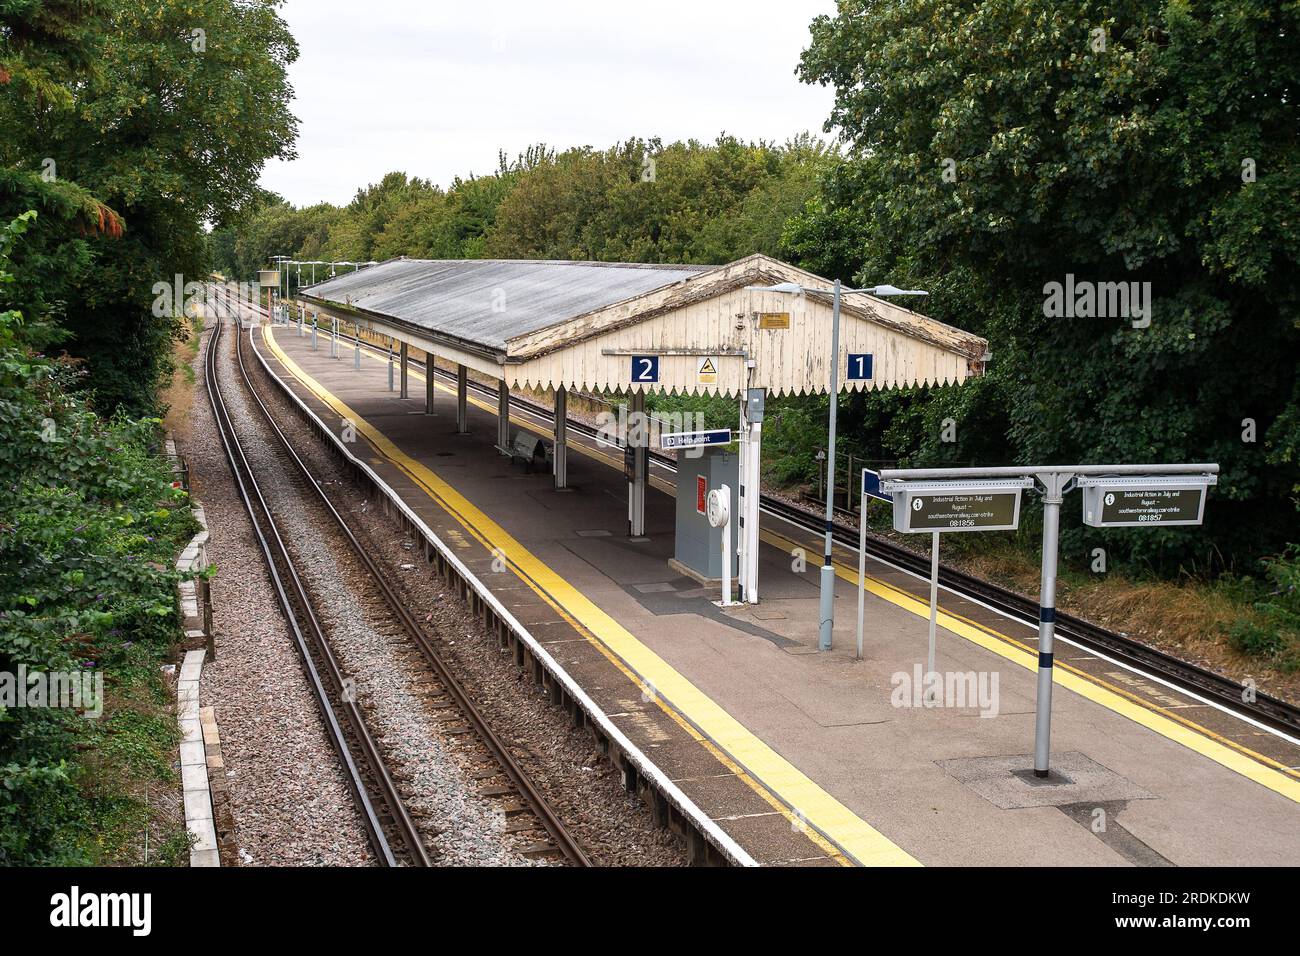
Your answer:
[747,279,927,650]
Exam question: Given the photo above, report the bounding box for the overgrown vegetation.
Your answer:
[792,0,1300,577]
[1221,547,1300,673]
[0,213,198,864]
[0,0,296,864]
[1,0,299,415]
[207,135,835,285]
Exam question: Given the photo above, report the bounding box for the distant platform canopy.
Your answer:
[299,254,988,397]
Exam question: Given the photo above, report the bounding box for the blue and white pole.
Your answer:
[818,280,843,650]
[1033,471,1072,777]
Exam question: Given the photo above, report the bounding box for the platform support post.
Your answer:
[925,531,940,701]
[456,365,469,433]
[628,390,647,537]
[743,392,754,600]
[354,328,361,370]
[400,342,409,398]
[855,485,868,660]
[497,378,510,452]
[387,339,394,392]
[424,352,436,414]
[553,386,568,489]
[738,392,762,604]
[1032,471,1071,777]
[311,313,318,351]
[720,483,733,605]
[330,315,338,359]
[745,413,762,603]
[297,307,303,337]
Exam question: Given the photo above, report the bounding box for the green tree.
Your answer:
[485,135,832,264]
[0,212,196,864]
[793,0,1300,572]
[1,0,299,413]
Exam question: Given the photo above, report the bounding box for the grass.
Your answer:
[161,311,203,440]
[78,317,203,864]
[76,654,192,866]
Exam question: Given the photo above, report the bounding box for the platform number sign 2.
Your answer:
[846,353,873,381]
[631,355,659,384]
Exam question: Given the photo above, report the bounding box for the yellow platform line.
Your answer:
[263,325,918,867]
[314,326,1300,801]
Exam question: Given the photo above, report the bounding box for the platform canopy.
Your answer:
[299,254,988,397]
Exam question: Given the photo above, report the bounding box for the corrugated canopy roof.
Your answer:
[301,258,710,351]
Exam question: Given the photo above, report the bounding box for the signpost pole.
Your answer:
[819,279,842,649]
[880,462,1216,776]
[856,470,868,661]
[926,531,940,701]
[1032,471,1071,777]
[744,391,763,603]
[720,484,732,606]
[736,395,749,601]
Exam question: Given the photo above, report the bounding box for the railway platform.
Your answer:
[256,320,1300,867]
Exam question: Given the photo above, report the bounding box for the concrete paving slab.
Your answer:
[180,762,208,793]
[183,787,213,823]
[179,740,207,768]
[937,752,1154,809]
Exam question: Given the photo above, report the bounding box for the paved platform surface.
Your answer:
[258,321,1300,866]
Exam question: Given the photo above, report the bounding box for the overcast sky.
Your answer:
[259,0,840,207]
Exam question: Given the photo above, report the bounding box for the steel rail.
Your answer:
[232,291,592,866]
[206,290,431,867]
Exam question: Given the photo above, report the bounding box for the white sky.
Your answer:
[259,0,840,207]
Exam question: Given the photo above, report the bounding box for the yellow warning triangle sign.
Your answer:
[699,357,716,374]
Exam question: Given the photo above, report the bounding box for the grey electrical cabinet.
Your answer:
[672,447,740,583]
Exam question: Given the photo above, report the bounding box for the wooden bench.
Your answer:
[497,431,551,473]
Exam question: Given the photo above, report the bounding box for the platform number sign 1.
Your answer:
[846,353,873,381]
[631,355,659,384]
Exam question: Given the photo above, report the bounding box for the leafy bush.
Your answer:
[0,212,196,864]
[1223,546,1300,672]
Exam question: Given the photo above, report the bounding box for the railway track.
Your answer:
[208,287,592,866]
[205,295,427,866]
[341,331,1300,742]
